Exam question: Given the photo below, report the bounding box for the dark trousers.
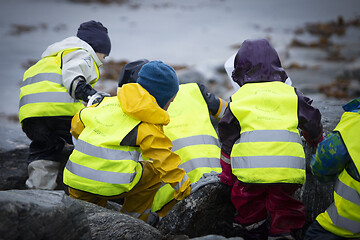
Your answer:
[22,116,73,163]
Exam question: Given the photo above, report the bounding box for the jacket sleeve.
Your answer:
[296,89,324,147]
[73,77,97,103]
[70,104,99,139]
[310,131,350,182]
[62,49,98,99]
[218,105,241,157]
[70,109,85,140]
[136,122,191,201]
[219,150,237,186]
[197,83,228,120]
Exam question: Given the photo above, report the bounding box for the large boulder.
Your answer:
[0,190,163,240]
[78,200,163,240]
[157,182,236,238]
[0,190,91,240]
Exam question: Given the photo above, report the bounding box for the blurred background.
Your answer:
[1,0,360,132]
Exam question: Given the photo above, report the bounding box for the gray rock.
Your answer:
[157,182,236,238]
[77,200,163,240]
[312,97,346,135]
[0,147,28,190]
[0,190,164,240]
[0,190,91,240]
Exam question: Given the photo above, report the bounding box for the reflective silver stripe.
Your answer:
[218,100,227,118]
[173,174,189,191]
[76,139,140,161]
[327,203,360,233]
[335,179,360,206]
[19,92,79,108]
[65,160,137,184]
[236,130,302,144]
[172,135,220,152]
[179,157,220,173]
[221,154,231,164]
[21,73,62,87]
[231,155,305,170]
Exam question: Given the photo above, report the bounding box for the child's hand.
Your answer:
[220,152,236,186]
[220,170,236,186]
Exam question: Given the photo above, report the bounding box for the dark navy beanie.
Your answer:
[137,61,179,108]
[77,20,111,56]
[118,59,149,87]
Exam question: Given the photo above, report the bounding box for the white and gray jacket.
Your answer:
[41,36,102,101]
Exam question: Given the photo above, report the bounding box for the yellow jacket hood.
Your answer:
[117,83,170,125]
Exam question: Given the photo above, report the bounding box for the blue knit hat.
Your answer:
[77,20,111,56]
[137,61,179,108]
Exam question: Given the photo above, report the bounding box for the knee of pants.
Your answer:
[68,187,107,207]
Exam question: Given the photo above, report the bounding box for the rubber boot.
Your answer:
[25,160,60,190]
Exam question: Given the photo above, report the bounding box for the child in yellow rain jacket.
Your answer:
[117,59,228,223]
[63,61,191,223]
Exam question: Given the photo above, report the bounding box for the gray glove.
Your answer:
[87,92,111,106]
[190,171,220,194]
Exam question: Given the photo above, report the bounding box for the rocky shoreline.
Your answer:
[1,14,359,240]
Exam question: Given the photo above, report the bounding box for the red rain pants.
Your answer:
[231,181,305,235]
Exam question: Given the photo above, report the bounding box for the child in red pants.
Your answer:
[219,39,323,239]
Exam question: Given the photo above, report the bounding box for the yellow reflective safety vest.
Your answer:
[151,83,221,213]
[18,48,99,123]
[316,111,360,238]
[229,82,305,184]
[63,96,143,197]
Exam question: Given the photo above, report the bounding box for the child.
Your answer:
[63,61,191,223]
[305,97,360,240]
[117,60,228,222]
[218,39,323,239]
[19,20,111,190]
